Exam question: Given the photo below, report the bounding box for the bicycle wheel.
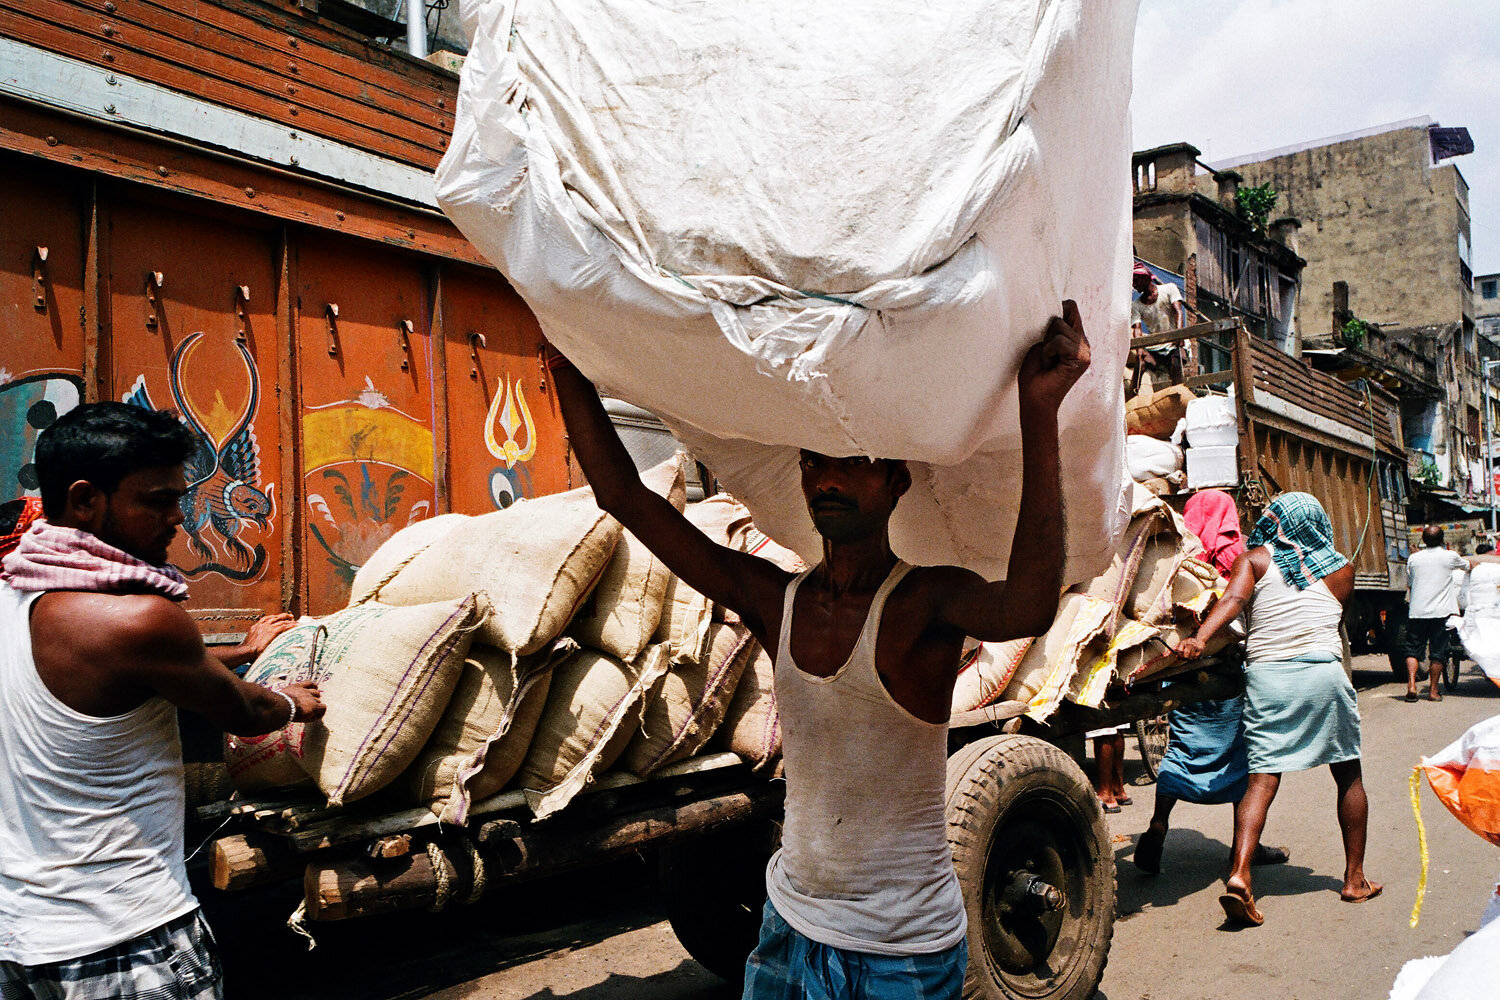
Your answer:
[1444,647,1463,692]
[1133,714,1170,783]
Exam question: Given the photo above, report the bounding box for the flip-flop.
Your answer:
[1404,692,1420,703]
[1100,800,1121,814]
[1251,844,1290,866]
[1116,796,1133,807]
[1427,692,1444,702]
[1341,881,1383,903]
[1135,827,1166,875]
[1219,891,1264,926]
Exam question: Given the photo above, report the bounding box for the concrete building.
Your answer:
[1207,119,1479,496]
[1131,142,1305,365]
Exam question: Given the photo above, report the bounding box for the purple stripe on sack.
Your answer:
[337,602,474,793]
[641,631,753,773]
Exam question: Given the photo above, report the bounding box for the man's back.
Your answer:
[0,583,196,966]
[1409,546,1465,619]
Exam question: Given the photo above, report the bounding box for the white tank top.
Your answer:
[765,562,967,955]
[1245,558,1344,663]
[0,583,197,965]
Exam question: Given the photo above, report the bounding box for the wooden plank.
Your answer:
[1182,368,1233,389]
[24,0,454,142]
[2,5,445,167]
[81,181,109,402]
[276,227,304,614]
[0,99,490,266]
[1128,317,1237,349]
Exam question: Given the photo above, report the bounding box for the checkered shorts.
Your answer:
[0,910,222,1000]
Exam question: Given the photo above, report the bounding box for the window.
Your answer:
[1484,279,1498,300]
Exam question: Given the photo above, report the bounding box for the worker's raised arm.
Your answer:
[1176,548,1260,659]
[546,346,791,640]
[933,301,1090,641]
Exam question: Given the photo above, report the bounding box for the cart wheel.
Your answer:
[1133,714,1170,783]
[659,819,779,982]
[1444,648,1463,692]
[946,735,1114,1000]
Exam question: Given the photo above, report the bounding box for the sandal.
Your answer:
[1404,692,1420,703]
[1219,890,1264,926]
[1135,827,1166,875]
[1341,880,1383,903]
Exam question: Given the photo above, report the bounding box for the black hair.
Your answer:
[1422,525,1445,548]
[34,402,196,519]
[1479,543,1494,555]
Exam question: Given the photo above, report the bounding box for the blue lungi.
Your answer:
[742,901,966,1000]
[1154,693,1250,805]
[1242,651,1361,774]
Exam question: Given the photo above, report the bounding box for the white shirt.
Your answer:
[1131,281,1184,335]
[0,584,197,964]
[1408,546,1468,619]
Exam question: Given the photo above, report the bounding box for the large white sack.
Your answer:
[437,0,1137,580]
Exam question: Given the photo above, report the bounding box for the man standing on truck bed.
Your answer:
[546,301,1090,998]
[0,403,325,1000]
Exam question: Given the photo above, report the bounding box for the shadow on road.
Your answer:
[509,963,739,1000]
[207,856,675,1000]
[1114,825,1341,918]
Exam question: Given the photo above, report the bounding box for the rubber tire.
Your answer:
[659,819,778,982]
[1444,647,1463,692]
[946,735,1114,1000]
[1387,618,1409,682]
[1132,715,1169,784]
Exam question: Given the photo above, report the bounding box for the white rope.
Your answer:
[462,836,487,904]
[286,899,318,951]
[426,840,453,912]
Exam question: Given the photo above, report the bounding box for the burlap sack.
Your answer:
[518,644,671,819]
[684,494,743,545]
[1126,384,1196,439]
[227,597,484,805]
[372,485,621,658]
[225,617,332,794]
[571,458,687,660]
[622,623,755,776]
[1000,593,1116,722]
[348,513,471,606]
[709,643,781,770]
[401,637,576,824]
[951,638,1034,714]
[653,574,715,665]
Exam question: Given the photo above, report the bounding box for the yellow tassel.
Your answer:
[1410,767,1430,929]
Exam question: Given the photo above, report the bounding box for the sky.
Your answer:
[1130,0,1500,276]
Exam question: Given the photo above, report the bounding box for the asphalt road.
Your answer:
[208,656,1499,1000]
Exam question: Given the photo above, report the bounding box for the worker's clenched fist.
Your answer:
[1019,299,1091,417]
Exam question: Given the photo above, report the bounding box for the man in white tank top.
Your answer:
[547,301,1090,997]
[0,403,325,1000]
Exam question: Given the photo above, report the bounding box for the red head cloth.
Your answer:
[0,497,44,561]
[1183,489,1243,578]
[1133,262,1154,280]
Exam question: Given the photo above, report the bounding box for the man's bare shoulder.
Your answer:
[34,590,200,653]
[906,564,988,591]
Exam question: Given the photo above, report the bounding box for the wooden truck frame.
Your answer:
[1133,320,1413,677]
[2,4,1249,997]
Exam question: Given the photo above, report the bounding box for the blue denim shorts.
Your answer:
[741,900,967,1000]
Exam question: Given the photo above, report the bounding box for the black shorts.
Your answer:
[1404,617,1451,663]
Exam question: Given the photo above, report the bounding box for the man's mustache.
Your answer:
[811,494,857,511]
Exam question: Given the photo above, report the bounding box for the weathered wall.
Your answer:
[1229,126,1468,335]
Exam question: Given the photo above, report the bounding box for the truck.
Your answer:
[2,5,1246,999]
[1131,320,1413,677]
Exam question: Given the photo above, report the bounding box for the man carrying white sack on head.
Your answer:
[545,301,1090,999]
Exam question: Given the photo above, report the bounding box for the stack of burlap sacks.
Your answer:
[950,482,1240,722]
[1124,376,1195,496]
[225,455,801,822]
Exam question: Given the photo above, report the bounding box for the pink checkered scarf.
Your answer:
[1,521,189,600]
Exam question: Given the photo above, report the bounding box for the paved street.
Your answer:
[209,656,1499,1000]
